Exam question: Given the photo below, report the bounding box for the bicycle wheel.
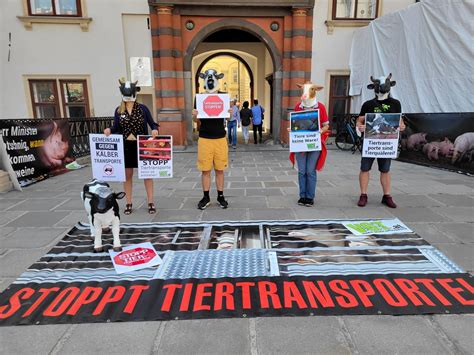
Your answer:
[335,132,355,151]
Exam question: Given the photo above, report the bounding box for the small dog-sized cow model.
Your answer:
[199,69,224,93]
[82,180,125,252]
[368,73,396,101]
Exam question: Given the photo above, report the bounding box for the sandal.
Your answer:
[148,203,156,214]
[124,203,132,215]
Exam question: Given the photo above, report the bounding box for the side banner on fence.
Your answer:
[0,119,76,187]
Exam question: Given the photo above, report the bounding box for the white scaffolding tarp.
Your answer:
[349,0,474,113]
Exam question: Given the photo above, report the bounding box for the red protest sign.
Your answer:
[203,95,224,116]
[114,247,157,266]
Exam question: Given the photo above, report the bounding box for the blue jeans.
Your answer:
[227,120,237,145]
[295,151,321,199]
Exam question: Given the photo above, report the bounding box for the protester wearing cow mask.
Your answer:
[104,79,159,215]
[192,69,230,210]
[356,73,406,208]
[289,83,330,207]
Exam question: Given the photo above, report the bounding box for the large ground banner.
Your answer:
[0,219,472,326]
[0,119,76,187]
[399,113,474,174]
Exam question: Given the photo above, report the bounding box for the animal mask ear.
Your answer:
[388,73,392,80]
[199,72,206,79]
[136,86,141,92]
[390,80,396,87]
[370,76,376,83]
[216,73,225,79]
[367,84,375,90]
[84,192,94,199]
[296,83,304,88]
[314,85,324,91]
[115,192,126,199]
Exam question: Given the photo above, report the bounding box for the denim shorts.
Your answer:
[360,157,392,173]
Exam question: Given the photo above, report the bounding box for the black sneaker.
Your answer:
[305,199,314,207]
[217,195,229,209]
[197,196,211,210]
[298,198,306,206]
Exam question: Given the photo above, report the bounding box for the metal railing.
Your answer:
[68,117,114,157]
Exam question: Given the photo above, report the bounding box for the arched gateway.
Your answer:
[148,0,315,145]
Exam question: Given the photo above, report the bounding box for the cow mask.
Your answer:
[119,79,140,102]
[368,73,396,101]
[297,82,324,108]
[199,69,224,93]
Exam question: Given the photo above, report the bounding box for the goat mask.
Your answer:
[297,82,324,108]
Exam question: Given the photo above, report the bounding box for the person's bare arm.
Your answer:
[356,116,365,132]
[192,109,201,130]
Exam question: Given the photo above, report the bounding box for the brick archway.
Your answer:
[149,1,314,145]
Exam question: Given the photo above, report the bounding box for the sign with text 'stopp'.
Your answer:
[109,242,162,274]
[196,93,230,119]
[89,134,125,182]
[137,135,173,179]
[289,110,322,153]
[362,113,401,159]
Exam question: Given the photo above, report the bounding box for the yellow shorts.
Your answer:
[197,137,228,171]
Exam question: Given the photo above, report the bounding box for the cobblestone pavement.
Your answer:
[1,147,473,354]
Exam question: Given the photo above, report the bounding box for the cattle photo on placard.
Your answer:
[365,113,400,139]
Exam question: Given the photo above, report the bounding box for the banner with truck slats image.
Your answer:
[0,119,76,187]
[0,219,472,326]
[398,113,474,175]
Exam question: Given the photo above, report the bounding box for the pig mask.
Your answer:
[368,73,396,101]
[119,79,140,102]
[297,83,324,108]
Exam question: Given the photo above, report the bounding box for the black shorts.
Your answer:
[360,157,391,173]
[124,140,138,169]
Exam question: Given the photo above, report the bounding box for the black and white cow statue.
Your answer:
[81,180,125,252]
[199,69,224,93]
[367,73,396,101]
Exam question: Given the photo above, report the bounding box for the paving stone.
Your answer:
[343,315,450,354]
[407,223,457,243]
[230,181,263,188]
[432,315,474,354]
[6,198,67,211]
[391,194,443,207]
[432,243,474,272]
[152,209,202,222]
[389,207,449,222]
[245,188,283,196]
[341,207,396,219]
[0,324,70,354]
[202,208,248,221]
[156,319,250,354]
[0,227,16,237]
[226,196,268,209]
[256,317,350,355]
[60,322,160,354]
[0,227,68,248]
[264,181,297,188]
[428,193,474,207]
[0,199,23,211]
[431,207,474,222]
[294,207,346,220]
[248,208,295,220]
[0,277,15,292]
[5,211,69,228]
[434,223,474,244]
[0,211,25,226]
[247,175,276,181]
[53,197,87,211]
[54,211,89,227]
[0,248,48,277]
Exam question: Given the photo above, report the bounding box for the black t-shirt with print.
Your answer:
[359,97,401,116]
[198,118,226,139]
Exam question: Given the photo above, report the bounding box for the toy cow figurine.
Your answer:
[82,180,125,252]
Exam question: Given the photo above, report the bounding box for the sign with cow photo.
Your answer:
[289,110,322,153]
[362,113,401,159]
[196,93,230,119]
[137,135,173,179]
[89,134,125,182]
[109,242,162,274]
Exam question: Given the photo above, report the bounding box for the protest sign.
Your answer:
[138,135,173,179]
[289,110,321,153]
[109,242,162,274]
[196,93,230,119]
[89,134,125,182]
[362,113,401,158]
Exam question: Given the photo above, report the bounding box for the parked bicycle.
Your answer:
[335,115,362,153]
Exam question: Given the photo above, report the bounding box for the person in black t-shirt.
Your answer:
[356,74,406,208]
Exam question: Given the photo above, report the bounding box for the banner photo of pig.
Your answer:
[0,118,76,187]
[399,113,474,174]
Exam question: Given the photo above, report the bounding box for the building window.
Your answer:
[332,0,379,20]
[328,75,351,133]
[29,78,90,118]
[60,80,90,118]
[27,0,82,17]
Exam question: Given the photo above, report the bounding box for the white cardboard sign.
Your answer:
[137,135,173,179]
[362,113,401,159]
[109,242,162,274]
[89,134,125,182]
[289,110,322,153]
[342,219,412,236]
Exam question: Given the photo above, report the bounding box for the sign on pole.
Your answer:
[362,113,401,159]
[289,110,322,153]
[196,93,230,119]
[89,134,125,182]
[137,135,173,179]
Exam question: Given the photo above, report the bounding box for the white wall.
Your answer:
[1,0,151,119]
[311,0,415,109]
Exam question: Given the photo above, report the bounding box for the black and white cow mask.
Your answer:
[367,73,396,101]
[119,79,141,102]
[199,69,224,93]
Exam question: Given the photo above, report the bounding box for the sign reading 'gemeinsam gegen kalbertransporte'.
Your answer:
[89,133,125,182]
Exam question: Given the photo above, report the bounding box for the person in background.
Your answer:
[104,79,159,215]
[240,101,253,144]
[251,99,265,144]
[227,99,240,149]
